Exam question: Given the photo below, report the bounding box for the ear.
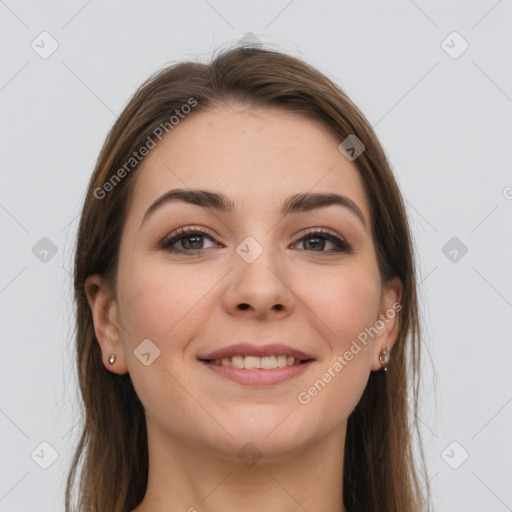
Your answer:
[370,276,403,371]
[84,274,128,374]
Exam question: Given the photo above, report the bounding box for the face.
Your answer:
[86,103,401,459]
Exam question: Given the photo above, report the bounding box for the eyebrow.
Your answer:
[141,188,367,229]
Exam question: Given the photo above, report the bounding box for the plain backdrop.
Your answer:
[1,1,511,511]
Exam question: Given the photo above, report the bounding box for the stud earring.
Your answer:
[108,354,116,365]
[379,345,390,372]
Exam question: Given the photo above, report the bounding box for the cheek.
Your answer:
[298,263,381,349]
[117,257,214,346]
[293,263,381,411]
[115,259,213,427]
[295,269,380,422]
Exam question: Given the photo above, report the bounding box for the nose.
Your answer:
[221,241,295,321]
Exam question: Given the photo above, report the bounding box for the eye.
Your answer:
[159,226,220,253]
[293,228,352,254]
[159,226,352,255]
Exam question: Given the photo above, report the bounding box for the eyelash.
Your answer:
[159,226,353,255]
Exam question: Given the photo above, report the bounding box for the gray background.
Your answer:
[1,1,511,510]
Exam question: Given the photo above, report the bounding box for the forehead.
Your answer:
[128,105,371,224]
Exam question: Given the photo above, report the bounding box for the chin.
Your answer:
[206,410,321,457]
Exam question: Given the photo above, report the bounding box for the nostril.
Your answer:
[237,304,283,311]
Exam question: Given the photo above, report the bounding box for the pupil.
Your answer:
[307,237,323,250]
[185,235,202,249]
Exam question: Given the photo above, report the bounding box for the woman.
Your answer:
[66,45,429,512]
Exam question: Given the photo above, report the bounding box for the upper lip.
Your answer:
[198,343,315,361]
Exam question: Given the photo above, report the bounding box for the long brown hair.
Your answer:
[67,44,429,512]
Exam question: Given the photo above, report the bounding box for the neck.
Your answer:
[133,421,347,512]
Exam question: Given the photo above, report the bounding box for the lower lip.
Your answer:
[200,360,314,385]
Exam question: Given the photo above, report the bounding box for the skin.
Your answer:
[85,103,402,512]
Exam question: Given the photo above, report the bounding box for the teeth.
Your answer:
[245,356,261,369]
[231,356,244,368]
[261,355,276,369]
[209,355,306,369]
[276,355,287,368]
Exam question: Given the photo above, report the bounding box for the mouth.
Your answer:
[201,355,313,369]
[197,343,316,385]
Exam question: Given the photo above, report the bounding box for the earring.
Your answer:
[379,345,390,372]
[108,354,116,365]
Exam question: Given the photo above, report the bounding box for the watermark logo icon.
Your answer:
[441,441,469,469]
[31,31,59,59]
[32,237,58,263]
[31,441,59,469]
[237,442,263,468]
[441,31,469,59]
[236,236,263,263]
[134,338,161,366]
[238,32,262,47]
[442,236,468,263]
[339,135,365,161]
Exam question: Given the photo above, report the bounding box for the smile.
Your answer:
[204,355,308,369]
[198,342,316,385]
[199,358,315,386]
